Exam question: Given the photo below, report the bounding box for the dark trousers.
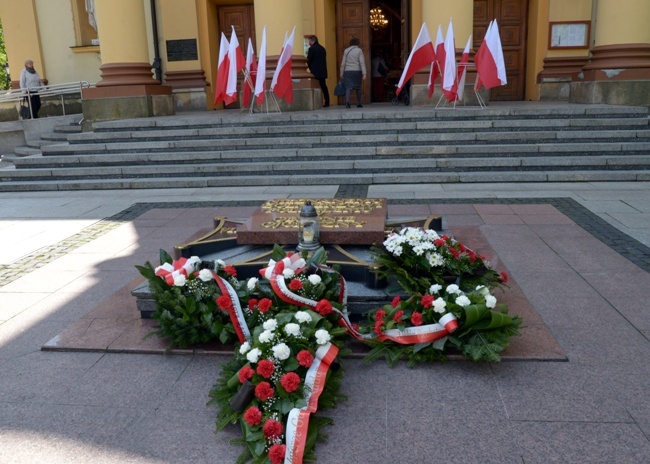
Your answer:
[29,93,41,118]
[317,78,330,106]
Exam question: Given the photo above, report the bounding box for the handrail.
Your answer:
[0,81,93,118]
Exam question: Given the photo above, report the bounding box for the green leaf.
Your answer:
[159,249,173,265]
[283,357,300,372]
[412,341,431,353]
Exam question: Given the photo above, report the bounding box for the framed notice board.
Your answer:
[549,21,590,49]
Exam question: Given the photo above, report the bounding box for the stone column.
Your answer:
[254,0,319,111]
[82,0,174,123]
[572,0,650,105]
[411,0,475,105]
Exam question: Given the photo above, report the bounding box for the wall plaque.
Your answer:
[166,39,198,61]
[549,21,590,49]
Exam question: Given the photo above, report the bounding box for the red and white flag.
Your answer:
[455,35,472,101]
[428,24,445,98]
[474,19,507,90]
[224,26,245,106]
[254,26,267,106]
[213,33,230,106]
[242,38,257,108]
[441,19,457,102]
[396,23,435,96]
[271,26,295,103]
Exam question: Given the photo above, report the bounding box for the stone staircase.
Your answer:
[0,105,649,191]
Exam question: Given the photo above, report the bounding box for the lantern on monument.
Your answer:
[297,201,320,252]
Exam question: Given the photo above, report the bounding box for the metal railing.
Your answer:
[0,81,93,118]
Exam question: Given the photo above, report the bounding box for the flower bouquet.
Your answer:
[363,227,522,364]
[209,252,349,464]
[374,227,507,294]
[136,249,242,348]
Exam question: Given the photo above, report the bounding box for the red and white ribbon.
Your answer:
[154,256,201,285]
[213,272,250,343]
[284,343,338,464]
[260,253,305,280]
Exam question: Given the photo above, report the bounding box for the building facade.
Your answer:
[0,0,648,121]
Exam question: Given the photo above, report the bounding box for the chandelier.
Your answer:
[369,7,388,30]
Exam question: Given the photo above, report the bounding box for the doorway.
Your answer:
[473,0,528,101]
[336,0,408,104]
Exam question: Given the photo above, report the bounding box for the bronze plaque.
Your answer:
[237,198,387,245]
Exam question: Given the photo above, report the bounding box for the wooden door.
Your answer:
[474,0,527,100]
[336,0,371,104]
[218,4,256,108]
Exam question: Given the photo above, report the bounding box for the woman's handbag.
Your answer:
[334,80,346,97]
[19,98,31,119]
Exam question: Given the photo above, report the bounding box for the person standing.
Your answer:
[19,60,44,118]
[340,37,366,108]
[307,35,330,108]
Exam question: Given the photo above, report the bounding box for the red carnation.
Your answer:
[411,312,423,326]
[434,238,446,247]
[459,243,467,253]
[248,298,258,311]
[315,299,333,316]
[268,444,286,464]
[393,310,404,323]
[238,365,254,383]
[374,320,384,335]
[258,298,272,313]
[449,247,460,259]
[500,272,509,283]
[255,381,275,401]
[289,279,303,291]
[243,406,262,426]
[263,419,284,440]
[217,295,233,311]
[280,372,301,393]
[297,350,314,368]
[224,265,237,277]
[256,359,275,378]
[375,309,386,322]
[468,251,476,262]
[421,294,434,308]
[391,296,401,308]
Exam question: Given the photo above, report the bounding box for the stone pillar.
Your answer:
[81,0,174,124]
[412,0,477,105]
[254,0,320,111]
[572,0,650,105]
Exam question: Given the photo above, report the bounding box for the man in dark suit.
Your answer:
[307,35,330,107]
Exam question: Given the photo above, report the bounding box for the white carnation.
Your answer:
[485,294,497,308]
[272,343,291,360]
[446,284,460,294]
[247,277,259,291]
[294,311,312,323]
[476,285,490,296]
[282,268,295,279]
[315,329,331,345]
[455,295,471,307]
[215,259,226,268]
[433,298,447,313]
[429,284,443,294]
[198,269,213,282]
[308,274,322,285]
[284,323,301,337]
[172,273,186,287]
[239,341,251,354]
[259,330,275,343]
[263,319,278,331]
[246,348,261,363]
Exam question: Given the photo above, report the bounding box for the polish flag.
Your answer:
[242,38,257,108]
[271,26,295,103]
[213,33,230,106]
[428,24,445,98]
[224,26,246,105]
[474,19,507,90]
[454,35,472,101]
[396,23,435,96]
[254,27,267,106]
[441,19,457,102]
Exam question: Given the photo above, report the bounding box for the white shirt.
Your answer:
[20,68,43,90]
